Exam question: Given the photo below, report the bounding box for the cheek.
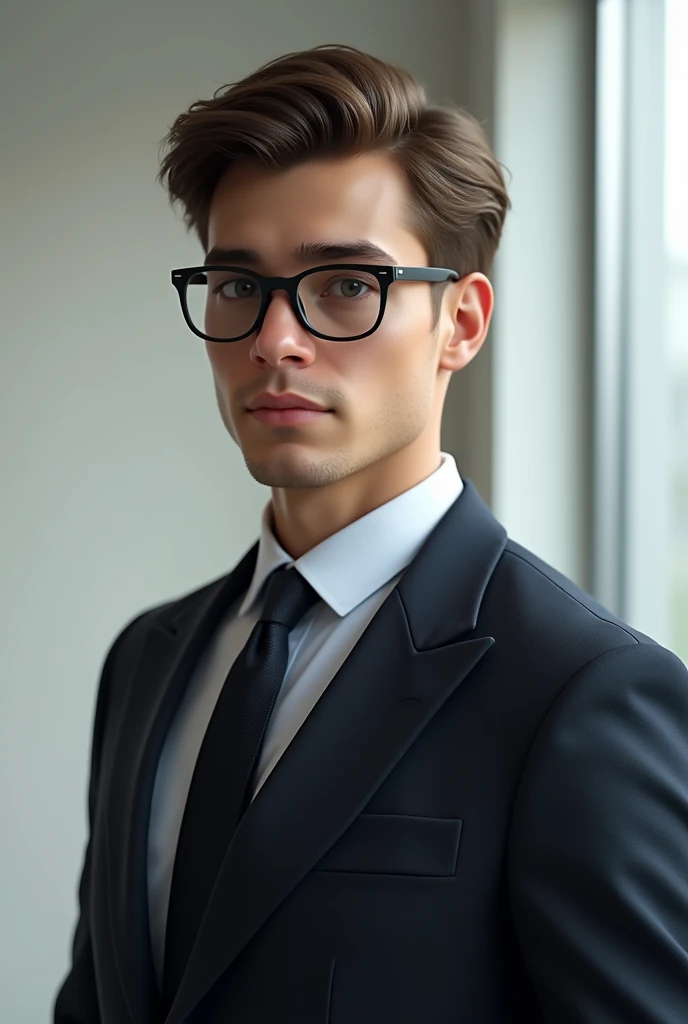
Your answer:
[360,301,435,379]
[206,343,246,392]
[332,329,432,418]
[205,347,251,435]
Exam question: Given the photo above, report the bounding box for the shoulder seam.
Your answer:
[503,547,641,645]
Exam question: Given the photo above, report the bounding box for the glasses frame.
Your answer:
[171,263,461,342]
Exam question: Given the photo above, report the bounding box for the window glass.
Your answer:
[666,0,688,662]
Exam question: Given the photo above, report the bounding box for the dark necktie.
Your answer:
[161,566,319,1012]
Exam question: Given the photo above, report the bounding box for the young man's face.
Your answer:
[204,152,487,493]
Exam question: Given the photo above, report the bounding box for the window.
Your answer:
[665,0,688,663]
[595,0,687,664]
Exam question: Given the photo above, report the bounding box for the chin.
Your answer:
[242,447,351,490]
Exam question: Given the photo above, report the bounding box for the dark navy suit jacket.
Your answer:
[54,480,688,1023]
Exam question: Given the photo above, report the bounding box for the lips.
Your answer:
[249,407,329,426]
[246,392,332,425]
[247,392,329,412]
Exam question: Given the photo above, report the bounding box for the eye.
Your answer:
[216,278,257,299]
[326,277,373,299]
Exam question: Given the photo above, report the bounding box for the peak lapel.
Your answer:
[166,480,507,1024]
[105,545,258,1024]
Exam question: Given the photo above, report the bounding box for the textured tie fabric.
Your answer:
[161,566,319,1013]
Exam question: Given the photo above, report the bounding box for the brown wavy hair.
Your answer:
[157,44,510,276]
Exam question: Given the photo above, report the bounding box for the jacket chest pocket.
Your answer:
[313,813,463,877]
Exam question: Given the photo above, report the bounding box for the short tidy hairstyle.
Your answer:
[157,44,510,277]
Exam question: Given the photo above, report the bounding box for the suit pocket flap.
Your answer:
[314,813,463,876]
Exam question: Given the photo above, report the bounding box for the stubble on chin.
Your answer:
[241,447,352,490]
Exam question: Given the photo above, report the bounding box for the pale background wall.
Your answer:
[0,0,594,1018]
[493,0,595,583]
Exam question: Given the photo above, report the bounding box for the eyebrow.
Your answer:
[204,239,398,267]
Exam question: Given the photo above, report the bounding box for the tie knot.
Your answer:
[260,567,319,631]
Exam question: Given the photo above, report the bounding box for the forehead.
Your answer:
[207,152,427,265]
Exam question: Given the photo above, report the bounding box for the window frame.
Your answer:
[593,0,673,650]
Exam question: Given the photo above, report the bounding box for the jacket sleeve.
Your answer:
[508,640,688,1023]
[52,614,147,1023]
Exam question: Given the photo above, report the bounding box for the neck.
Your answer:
[269,439,443,560]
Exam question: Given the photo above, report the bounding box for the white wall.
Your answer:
[0,1,474,1019]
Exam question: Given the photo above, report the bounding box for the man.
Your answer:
[54,44,688,1024]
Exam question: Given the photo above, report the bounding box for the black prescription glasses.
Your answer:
[171,264,460,343]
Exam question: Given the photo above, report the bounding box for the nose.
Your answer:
[250,289,316,368]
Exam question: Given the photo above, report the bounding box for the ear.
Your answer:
[437,272,494,373]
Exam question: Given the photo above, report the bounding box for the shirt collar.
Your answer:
[238,452,464,618]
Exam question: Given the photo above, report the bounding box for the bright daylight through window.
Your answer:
[666,0,688,663]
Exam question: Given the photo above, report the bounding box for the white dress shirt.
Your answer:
[147,452,464,986]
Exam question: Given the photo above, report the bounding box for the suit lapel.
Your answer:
[165,480,507,1024]
[105,545,258,1024]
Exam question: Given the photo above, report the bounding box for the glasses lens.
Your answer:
[297,269,381,339]
[185,270,262,340]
